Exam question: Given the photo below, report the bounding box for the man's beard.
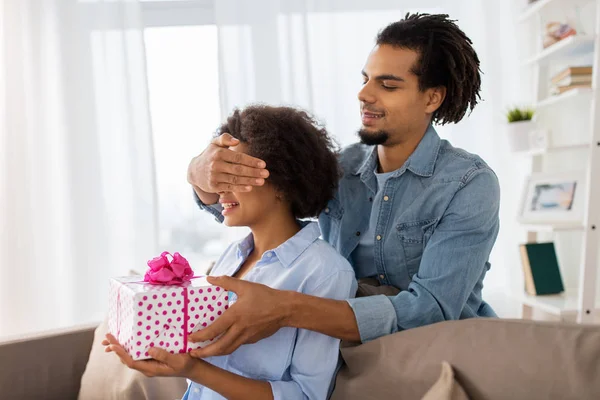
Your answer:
[358,129,390,146]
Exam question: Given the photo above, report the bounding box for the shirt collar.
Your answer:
[405,124,441,178]
[352,124,441,179]
[236,233,255,260]
[355,146,378,177]
[235,221,321,268]
[273,221,321,268]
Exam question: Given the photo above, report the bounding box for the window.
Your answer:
[143,8,248,273]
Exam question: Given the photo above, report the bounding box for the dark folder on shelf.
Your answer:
[520,242,565,296]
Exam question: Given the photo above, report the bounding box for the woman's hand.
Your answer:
[102,333,199,378]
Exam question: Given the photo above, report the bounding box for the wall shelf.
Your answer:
[516,289,600,317]
[520,223,587,232]
[518,0,557,23]
[525,35,594,66]
[519,0,595,23]
[513,143,591,157]
[536,87,593,108]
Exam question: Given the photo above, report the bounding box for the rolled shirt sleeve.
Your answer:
[193,189,224,223]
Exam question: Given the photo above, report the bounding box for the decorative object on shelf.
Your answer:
[543,21,577,49]
[505,106,547,152]
[550,65,593,95]
[520,242,565,296]
[518,171,586,225]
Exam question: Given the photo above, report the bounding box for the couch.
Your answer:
[2,318,600,400]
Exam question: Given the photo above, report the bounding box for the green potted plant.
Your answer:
[505,106,544,152]
[506,107,534,124]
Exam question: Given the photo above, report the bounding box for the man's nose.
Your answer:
[358,82,376,104]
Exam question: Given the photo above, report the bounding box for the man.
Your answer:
[187,13,500,354]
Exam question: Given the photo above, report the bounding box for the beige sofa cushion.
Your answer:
[421,362,469,400]
[78,317,188,400]
[332,318,600,400]
[0,324,95,399]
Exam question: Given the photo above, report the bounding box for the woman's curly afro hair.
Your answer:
[216,105,340,219]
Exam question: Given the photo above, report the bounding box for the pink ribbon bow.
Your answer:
[144,251,194,285]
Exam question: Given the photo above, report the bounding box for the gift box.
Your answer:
[108,252,230,360]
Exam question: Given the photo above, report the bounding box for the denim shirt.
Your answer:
[319,125,500,342]
[196,125,500,344]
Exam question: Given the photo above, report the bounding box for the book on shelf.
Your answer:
[550,83,592,95]
[551,66,593,85]
[520,242,565,296]
[553,74,592,87]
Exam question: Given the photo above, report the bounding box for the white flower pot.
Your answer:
[505,120,546,153]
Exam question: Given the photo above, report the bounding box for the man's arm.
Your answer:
[189,168,500,355]
[286,292,361,342]
[346,168,501,342]
[189,278,361,359]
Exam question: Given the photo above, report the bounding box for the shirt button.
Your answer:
[376,235,382,241]
[356,231,361,236]
[383,195,389,201]
[379,274,385,280]
[325,208,330,213]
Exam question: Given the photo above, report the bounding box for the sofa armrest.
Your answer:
[0,323,97,400]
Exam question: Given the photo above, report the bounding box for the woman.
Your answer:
[104,105,357,400]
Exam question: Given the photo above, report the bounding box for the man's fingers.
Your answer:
[218,161,269,180]
[214,172,265,187]
[212,133,240,147]
[214,183,253,193]
[218,147,267,170]
[189,310,235,343]
[206,275,246,293]
[191,326,243,358]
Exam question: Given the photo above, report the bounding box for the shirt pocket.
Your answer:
[225,326,297,381]
[396,218,438,279]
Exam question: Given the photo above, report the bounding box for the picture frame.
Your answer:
[518,171,587,225]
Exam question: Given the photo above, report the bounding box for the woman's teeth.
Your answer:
[222,203,239,209]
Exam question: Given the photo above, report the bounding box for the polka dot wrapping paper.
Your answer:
[108,276,230,360]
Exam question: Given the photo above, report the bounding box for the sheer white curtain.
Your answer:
[216,0,453,147]
[0,0,157,337]
[214,0,527,312]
